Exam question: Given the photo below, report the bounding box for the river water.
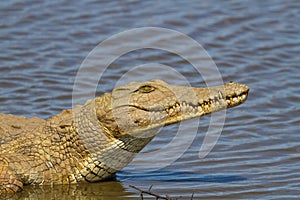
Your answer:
[1,0,300,199]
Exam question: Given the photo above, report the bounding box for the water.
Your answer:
[1,0,300,199]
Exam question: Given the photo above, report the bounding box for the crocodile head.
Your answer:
[74,79,249,176]
[95,79,249,141]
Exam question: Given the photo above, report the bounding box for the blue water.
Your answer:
[1,0,300,199]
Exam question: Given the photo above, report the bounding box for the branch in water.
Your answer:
[129,185,194,200]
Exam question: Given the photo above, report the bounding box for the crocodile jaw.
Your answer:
[100,80,249,138]
[128,82,248,135]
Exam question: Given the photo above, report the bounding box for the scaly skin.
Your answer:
[0,80,249,193]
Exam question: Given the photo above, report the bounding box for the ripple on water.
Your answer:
[0,0,300,199]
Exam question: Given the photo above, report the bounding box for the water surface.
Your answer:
[1,0,300,199]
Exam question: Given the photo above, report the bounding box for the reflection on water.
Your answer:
[12,181,136,200]
[1,0,300,199]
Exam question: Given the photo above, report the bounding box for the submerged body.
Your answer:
[0,80,249,193]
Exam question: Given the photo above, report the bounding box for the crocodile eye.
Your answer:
[138,85,155,93]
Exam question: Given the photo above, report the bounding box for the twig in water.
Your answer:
[130,185,194,200]
[130,185,172,199]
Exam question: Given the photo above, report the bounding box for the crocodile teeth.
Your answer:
[149,89,248,121]
[218,91,224,99]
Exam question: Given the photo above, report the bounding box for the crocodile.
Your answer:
[0,80,249,193]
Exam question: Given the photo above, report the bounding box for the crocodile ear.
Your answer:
[58,123,71,130]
